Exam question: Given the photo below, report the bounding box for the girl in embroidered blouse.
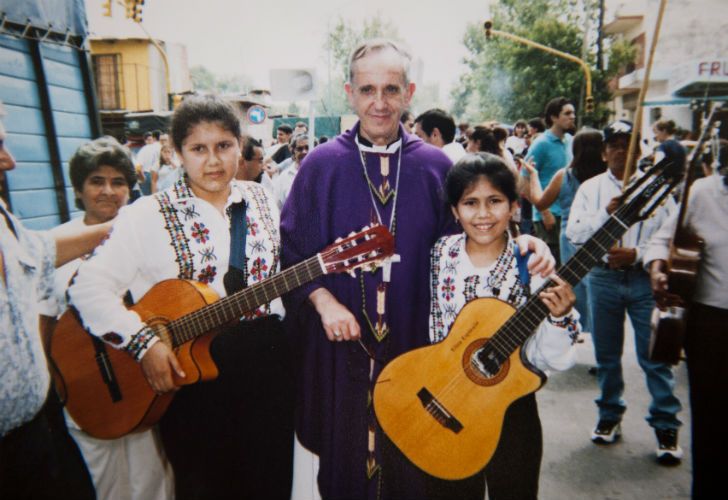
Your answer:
[68,96,293,500]
[429,152,580,500]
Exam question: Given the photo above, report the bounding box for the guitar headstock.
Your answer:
[616,156,683,226]
[320,225,395,275]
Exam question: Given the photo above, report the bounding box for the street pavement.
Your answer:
[535,326,692,500]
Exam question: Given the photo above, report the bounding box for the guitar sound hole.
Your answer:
[475,346,502,377]
[462,338,510,387]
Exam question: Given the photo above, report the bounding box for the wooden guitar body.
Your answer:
[649,229,703,365]
[49,279,221,439]
[48,225,396,440]
[374,297,545,480]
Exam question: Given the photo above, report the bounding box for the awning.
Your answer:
[643,96,728,107]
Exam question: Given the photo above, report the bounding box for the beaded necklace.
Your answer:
[355,136,403,343]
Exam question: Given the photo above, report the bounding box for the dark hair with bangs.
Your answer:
[445,153,518,206]
[170,95,241,152]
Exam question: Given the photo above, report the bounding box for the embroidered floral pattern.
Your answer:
[548,314,580,344]
[246,217,259,237]
[430,235,536,342]
[191,222,210,244]
[249,257,268,282]
[160,179,281,320]
[197,265,217,284]
[441,276,456,301]
[156,191,194,280]
[124,326,157,361]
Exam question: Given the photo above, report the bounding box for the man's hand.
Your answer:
[607,247,637,269]
[140,341,185,394]
[649,259,682,310]
[514,234,556,278]
[309,288,361,342]
[541,210,556,231]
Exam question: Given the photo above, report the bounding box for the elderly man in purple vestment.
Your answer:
[280,39,555,500]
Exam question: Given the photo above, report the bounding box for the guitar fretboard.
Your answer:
[483,165,679,362]
[167,256,323,347]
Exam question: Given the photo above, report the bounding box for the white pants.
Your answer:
[291,433,322,500]
[67,413,174,500]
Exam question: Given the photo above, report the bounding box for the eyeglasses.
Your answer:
[295,146,309,152]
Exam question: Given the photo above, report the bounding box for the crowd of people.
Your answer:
[1,37,724,500]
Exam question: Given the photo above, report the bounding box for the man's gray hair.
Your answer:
[348,38,412,84]
[290,133,309,147]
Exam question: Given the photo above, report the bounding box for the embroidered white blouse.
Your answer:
[68,178,284,362]
[429,233,579,373]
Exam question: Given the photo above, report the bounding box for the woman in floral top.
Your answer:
[429,153,580,500]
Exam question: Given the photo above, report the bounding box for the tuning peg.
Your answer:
[349,231,356,237]
[348,270,356,278]
[335,237,342,242]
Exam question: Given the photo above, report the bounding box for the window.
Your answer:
[93,54,122,110]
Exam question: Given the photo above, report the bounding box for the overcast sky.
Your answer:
[86,0,497,104]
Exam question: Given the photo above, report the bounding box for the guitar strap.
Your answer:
[223,200,247,295]
[514,243,532,296]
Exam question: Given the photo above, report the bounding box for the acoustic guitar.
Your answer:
[49,225,394,439]
[374,158,682,480]
[649,104,722,364]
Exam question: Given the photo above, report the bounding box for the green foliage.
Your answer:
[451,0,612,127]
[190,65,251,95]
[319,15,401,116]
[606,38,638,78]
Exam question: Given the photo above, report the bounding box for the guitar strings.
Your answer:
[167,240,385,345]
[422,209,642,410]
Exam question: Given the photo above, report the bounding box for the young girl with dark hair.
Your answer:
[68,95,293,499]
[522,128,606,333]
[429,152,580,500]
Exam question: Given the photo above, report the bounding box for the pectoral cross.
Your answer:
[381,253,401,283]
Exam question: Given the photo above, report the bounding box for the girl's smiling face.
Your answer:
[452,176,517,259]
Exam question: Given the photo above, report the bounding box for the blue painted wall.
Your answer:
[1,35,94,229]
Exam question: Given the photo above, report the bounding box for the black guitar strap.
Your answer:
[223,200,247,296]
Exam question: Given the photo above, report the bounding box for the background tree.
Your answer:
[319,15,400,116]
[190,65,252,94]
[451,0,630,127]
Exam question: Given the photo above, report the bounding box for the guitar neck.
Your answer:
[490,214,631,357]
[167,255,323,347]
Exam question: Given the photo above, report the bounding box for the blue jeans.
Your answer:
[587,267,682,430]
[560,231,592,333]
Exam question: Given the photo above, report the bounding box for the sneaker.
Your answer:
[655,428,683,465]
[591,420,621,444]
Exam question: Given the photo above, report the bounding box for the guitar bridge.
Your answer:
[417,388,463,434]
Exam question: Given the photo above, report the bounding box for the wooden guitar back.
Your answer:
[374,297,545,479]
[49,279,220,439]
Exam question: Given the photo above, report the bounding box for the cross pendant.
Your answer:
[382,253,401,282]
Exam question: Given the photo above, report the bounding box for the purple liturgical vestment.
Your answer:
[281,122,456,499]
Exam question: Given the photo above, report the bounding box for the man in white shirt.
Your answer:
[135,130,161,195]
[413,108,465,164]
[273,133,308,209]
[566,120,683,465]
[645,140,728,497]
